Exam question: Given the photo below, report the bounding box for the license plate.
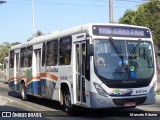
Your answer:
[124,102,136,107]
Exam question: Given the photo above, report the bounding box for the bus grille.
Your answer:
[104,81,151,88]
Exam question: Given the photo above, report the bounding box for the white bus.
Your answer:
[8,23,157,113]
[3,56,9,81]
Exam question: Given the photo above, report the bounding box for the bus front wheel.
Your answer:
[63,90,73,113]
[20,83,27,101]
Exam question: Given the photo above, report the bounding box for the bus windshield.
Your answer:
[94,39,154,81]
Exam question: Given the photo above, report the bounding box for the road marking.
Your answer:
[0,95,13,106]
[0,99,8,105]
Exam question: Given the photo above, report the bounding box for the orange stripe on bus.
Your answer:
[8,76,26,82]
[9,73,58,85]
[40,73,58,81]
[17,76,25,81]
[8,77,18,82]
[25,78,32,86]
[25,73,58,85]
[32,76,40,79]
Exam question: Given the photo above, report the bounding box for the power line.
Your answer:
[93,0,147,4]
[7,0,148,8]
[6,1,141,8]
[7,1,107,7]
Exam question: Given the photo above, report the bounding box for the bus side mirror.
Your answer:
[87,44,94,56]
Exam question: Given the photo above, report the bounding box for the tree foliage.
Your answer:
[119,9,136,24]
[119,0,160,47]
[27,30,44,41]
[0,42,20,68]
[34,30,43,37]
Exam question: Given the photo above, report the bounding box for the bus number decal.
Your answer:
[60,76,68,80]
[45,67,58,72]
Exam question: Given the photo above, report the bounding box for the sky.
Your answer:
[0,0,147,44]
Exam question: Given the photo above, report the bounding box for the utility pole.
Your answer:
[0,1,6,4]
[32,0,35,36]
[109,0,113,23]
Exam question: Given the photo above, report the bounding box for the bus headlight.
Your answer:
[149,81,157,93]
[93,82,108,97]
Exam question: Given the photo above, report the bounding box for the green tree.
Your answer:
[34,30,43,37]
[0,42,20,69]
[119,0,160,47]
[27,30,44,41]
[119,9,136,24]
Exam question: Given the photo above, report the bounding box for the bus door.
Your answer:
[75,41,87,105]
[34,49,41,95]
[16,53,19,77]
[3,57,9,81]
[15,53,19,90]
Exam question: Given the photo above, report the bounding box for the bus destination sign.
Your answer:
[92,25,151,38]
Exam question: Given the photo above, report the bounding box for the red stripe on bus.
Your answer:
[40,73,58,81]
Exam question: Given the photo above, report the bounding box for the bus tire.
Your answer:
[21,83,27,101]
[63,89,73,114]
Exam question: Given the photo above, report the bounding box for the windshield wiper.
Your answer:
[109,37,126,72]
[109,37,124,59]
[131,39,141,59]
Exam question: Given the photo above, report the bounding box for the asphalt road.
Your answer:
[0,76,160,120]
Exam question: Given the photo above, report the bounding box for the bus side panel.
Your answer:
[8,80,20,91]
[26,82,34,95]
[40,79,56,99]
[39,71,58,100]
[8,81,15,90]
[39,66,72,102]
[3,57,9,82]
[22,67,41,96]
[57,66,73,102]
[8,68,19,91]
[26,81,41,96]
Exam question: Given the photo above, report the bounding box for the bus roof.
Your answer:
[10,23,150,50]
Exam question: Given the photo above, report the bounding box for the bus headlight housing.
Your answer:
[149,81,157,93]
[93,82,108,97]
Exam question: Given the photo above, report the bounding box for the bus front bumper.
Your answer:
[90,92,156,108]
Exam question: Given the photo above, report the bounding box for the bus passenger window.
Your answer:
[20,48,27,67]
[82,43,86,76]
[59,36,72,65]
[64,51,70,64]
[9,51,14,68]
[42,43,46,66]
[46,40,58,66]
[26,46,33,67]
